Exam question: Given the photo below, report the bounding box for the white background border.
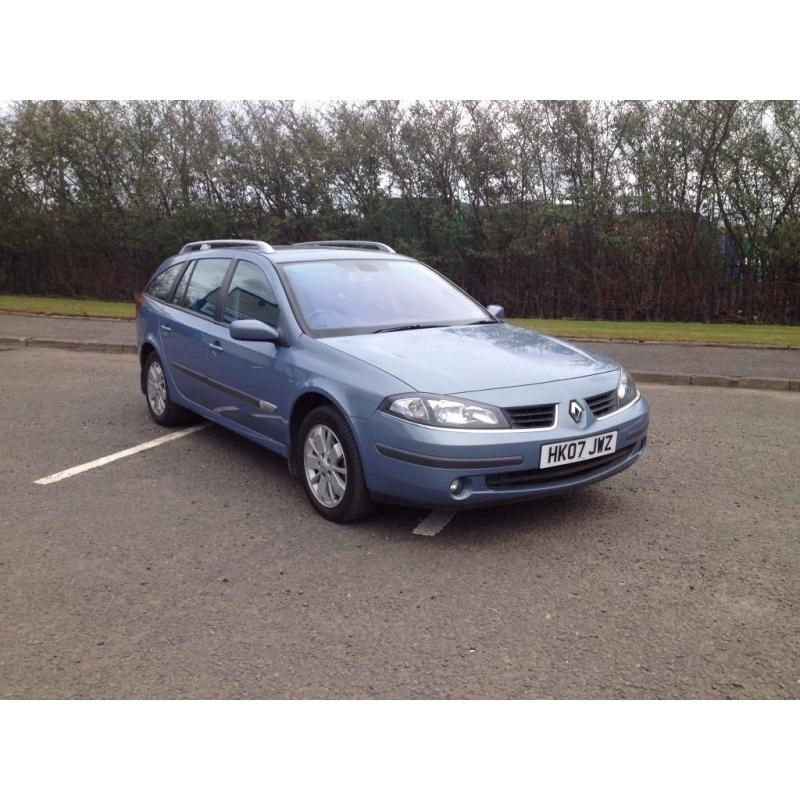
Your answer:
[2,700,798,798]
[3,0,799,98]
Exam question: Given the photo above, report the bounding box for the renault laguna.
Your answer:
[137,240,650,522]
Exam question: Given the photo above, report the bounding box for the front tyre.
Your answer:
[298,405,374,523]
[144,351,190,426]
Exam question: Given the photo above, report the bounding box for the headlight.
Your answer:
[381,393,509,429]
[617,369,638,407]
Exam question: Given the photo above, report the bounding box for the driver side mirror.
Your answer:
[230,319,279,343]
[486,304,505,320]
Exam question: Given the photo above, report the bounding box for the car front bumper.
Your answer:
[353,393,650,508]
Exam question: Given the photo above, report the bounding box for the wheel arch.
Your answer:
[139,341,158,393]
[287,389,350,476]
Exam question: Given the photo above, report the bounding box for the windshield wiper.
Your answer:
[465,319,499,325]
[372,323,449,334]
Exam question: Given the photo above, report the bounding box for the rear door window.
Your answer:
[145,262,184,301]
[176,258,231,319]
[223,260,279,326]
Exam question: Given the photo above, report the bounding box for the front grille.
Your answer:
[485,445,634,489]
[503,403,557,429]
[585,389,617,418]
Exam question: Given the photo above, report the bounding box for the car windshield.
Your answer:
[280,259,492,335]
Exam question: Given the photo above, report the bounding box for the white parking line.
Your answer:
[33,423,210,485]
[412,509,457,536]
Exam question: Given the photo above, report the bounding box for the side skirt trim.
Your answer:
[171,361,277,412]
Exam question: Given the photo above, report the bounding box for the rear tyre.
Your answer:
[297,405,375,523]
[144,351,190,426]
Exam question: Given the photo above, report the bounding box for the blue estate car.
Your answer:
[137,239,649,522]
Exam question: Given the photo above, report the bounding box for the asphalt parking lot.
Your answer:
[1,346,798,698]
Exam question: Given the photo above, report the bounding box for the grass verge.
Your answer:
[0,295,136,319]
[510,318,800,347]
[0,296,797,345]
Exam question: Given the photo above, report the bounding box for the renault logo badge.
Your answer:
[569,400,583,423]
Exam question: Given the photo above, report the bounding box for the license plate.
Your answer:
[539,431,618,469]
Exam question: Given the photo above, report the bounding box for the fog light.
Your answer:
[450,479,463,495]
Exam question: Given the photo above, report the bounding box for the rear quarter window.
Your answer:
[171,260,196,306]
[145,263,184,301]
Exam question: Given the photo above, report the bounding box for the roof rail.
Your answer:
[291,240,396,254]
[179,239,275,254]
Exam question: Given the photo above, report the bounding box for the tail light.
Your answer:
[135,292,144,315]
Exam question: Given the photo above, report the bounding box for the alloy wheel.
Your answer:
[146,360,167,417]
[303,424,348,508]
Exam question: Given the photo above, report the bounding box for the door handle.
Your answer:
[208,341,224,354]
[161,324,172,334]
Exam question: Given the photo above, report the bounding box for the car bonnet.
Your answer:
[319,323,618,394]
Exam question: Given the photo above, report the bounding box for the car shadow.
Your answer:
[185,419,635,548]
[408,485,637,547]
